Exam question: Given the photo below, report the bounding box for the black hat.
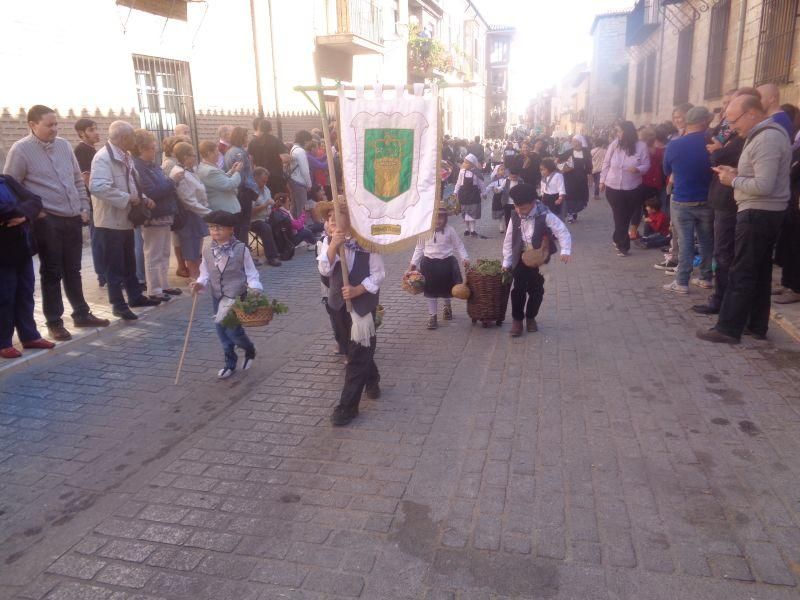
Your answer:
[509,183,537,205]
[508,165,522,176]
[203,210,239,227]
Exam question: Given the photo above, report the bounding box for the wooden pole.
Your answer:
[174,292,199,385]
[249,0,265,117]
[313,52,352,312]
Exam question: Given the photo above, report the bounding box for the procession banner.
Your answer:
[338,84,439,252]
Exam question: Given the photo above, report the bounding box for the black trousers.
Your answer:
[708,206,737,309]
[331,306,379,411]
[250,220,280,259]
[235,187,257,245]
[606,187,642,252]
[503,204,514,230]
[94,228,142,311]
[32,214,90,325]
[777,205,800,292]
[716,209,785,338]
[510,263,544,321]
[324,298,350,355]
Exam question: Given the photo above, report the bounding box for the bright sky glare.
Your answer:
[472,0,634,114]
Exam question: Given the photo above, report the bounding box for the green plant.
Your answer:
[408,24,454,76]
[472,258,503,276]
[221,292,287,328]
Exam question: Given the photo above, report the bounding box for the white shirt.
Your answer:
[502,209,572,268]
[485,177,521,204]
[410,224,469,266]
[196,244,263,291]
[317,238,385,295]
[251,186,274,222]
[172,166,211,216]
[540,172,566,196]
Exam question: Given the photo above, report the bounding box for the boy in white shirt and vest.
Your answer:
[502,183,572,337]
[317,204,385,426]
[191,211,262,379]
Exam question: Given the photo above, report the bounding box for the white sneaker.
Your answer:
[217,367,235,379]
[691,277,713,289]
[663,281,689,294]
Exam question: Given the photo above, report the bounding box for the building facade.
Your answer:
[624,0,800,125]
[2,0,500,168]
[485,26,515,139]
[552,64,591,136]
[588,12,629,131]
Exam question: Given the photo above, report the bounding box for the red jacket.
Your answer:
[642,146,664,189]
[646,210,670,236]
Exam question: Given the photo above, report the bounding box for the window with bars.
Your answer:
[705,0,731,99]
[635,60,645,114]
[755,0,799,85]
[673,24,694,105]
[132,55,197,151]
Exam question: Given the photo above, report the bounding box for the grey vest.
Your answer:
[510,210,558,269]
[328,249,379,316]
[203,241,248,299]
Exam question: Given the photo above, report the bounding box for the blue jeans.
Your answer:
[639,233,670,248]
[212,297,255,370]
[671,201,713,286]
[0,259,41,347]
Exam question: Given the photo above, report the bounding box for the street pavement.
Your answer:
[1,199,800,600]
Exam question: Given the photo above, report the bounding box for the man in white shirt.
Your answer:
[502,183,571,337]
[249,167,281,267]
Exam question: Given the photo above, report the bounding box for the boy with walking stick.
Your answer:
[190,211,262,379]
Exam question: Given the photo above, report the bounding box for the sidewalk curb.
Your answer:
[0,296,190,379]
[771,309,800,343]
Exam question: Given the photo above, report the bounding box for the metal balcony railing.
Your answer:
[336,0,383,46]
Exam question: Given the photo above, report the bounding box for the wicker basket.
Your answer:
[401,272,425,295]
[466,270,511,327]
[232,305,274,327]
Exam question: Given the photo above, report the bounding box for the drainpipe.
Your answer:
[733,0,748,87]
[267,0,283,139]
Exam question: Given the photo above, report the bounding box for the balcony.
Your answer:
[317,0,384,55]
[626,0,660,46]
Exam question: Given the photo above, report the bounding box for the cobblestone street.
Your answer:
[1,200,800,600]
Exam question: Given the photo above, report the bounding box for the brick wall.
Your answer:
[0,107,323,171]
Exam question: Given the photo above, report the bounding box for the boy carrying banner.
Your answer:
[317,203,385,426]
[502,183,572,337]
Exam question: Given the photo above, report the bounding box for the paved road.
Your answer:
[1,200,800,600]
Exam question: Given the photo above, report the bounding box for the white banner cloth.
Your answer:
[338,88,438,251]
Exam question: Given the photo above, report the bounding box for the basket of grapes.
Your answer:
[227,293,288,328]
[402,271,426,295]
[465,259,512,327]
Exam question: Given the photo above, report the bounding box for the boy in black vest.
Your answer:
[191,211,262,379]
[502,183,572,337]
[317,204,385,426]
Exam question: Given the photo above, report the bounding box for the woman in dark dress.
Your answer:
[558,136,592,224]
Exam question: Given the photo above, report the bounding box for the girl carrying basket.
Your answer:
[409,205,470,330]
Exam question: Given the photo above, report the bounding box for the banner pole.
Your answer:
[313,52,352,313]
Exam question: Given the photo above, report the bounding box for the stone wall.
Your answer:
[0,107,322,171]
[624,0,800,125]
[589,15,629,130]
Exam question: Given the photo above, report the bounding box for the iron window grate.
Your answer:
[754,0,799,86]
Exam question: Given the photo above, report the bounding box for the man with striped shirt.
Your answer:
[3,105,109,341]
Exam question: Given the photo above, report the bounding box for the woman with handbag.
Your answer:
[501,183,571,337]
[132,130,183,301]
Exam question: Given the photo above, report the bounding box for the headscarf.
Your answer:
[456,153,482,191]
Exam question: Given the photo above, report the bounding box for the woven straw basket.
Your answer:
[466,270,511,327]
[232,305,274,328]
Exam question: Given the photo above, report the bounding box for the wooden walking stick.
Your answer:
[174,291,199,385]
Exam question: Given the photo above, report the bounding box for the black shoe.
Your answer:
[268,258,282,267]
[696,327,739,345]
[72,313,111,328]
[743,328,767,340]
[130,296,161,307]
[471,231,479,237]
[330,405,358,426]
[691,304,719,315]
[149,294,171,302]
[464,230,470,237]
[365,383,381,400]
[164,288,183,296]
[113,308,139,321]
[243,349,256,370]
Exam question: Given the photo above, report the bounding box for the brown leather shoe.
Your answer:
[526,318,538,332]
[47,325,72,341]
[696,327,739,345]
[510,320,523,337]
[73,313,110,328]
[22,338,56,350]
